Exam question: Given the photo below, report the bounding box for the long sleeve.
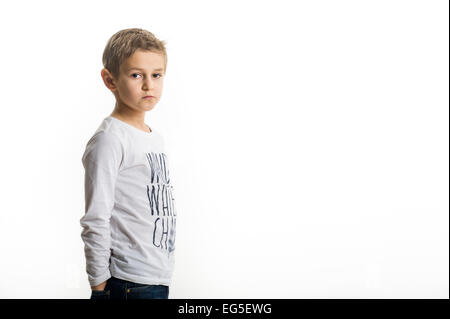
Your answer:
[80,131,123,287]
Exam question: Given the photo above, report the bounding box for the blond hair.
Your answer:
[102,28,167,79]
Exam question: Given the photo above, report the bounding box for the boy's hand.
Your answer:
[91,281,107,291]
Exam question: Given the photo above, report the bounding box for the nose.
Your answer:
[142,76,154,91]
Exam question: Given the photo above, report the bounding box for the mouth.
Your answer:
[143,95,154,99]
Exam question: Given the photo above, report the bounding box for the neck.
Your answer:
[110,102,146,127]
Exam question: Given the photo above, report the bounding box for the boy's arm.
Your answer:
[79,131,122,289]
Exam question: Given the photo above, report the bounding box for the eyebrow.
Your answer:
[127,67,164,72]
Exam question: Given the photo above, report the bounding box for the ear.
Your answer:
[101,68,117,91]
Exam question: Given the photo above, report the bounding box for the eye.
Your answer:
[131,73,142,79]
[153,73,162,79]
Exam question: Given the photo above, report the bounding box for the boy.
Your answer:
[80,28,177,300]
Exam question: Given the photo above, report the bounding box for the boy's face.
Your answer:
[104,49,166,113]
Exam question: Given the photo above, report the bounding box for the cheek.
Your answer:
[123,81,140,96]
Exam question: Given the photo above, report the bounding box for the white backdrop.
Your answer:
[0,0,448,299]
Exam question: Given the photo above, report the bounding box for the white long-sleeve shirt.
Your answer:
[80,115,177,287]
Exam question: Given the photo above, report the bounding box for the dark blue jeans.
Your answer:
[90,276,169,300]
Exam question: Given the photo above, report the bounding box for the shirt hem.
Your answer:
[110,271,172,286]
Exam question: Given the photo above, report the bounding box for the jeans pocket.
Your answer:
[127,285,168,299]
[90,289,111,300]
